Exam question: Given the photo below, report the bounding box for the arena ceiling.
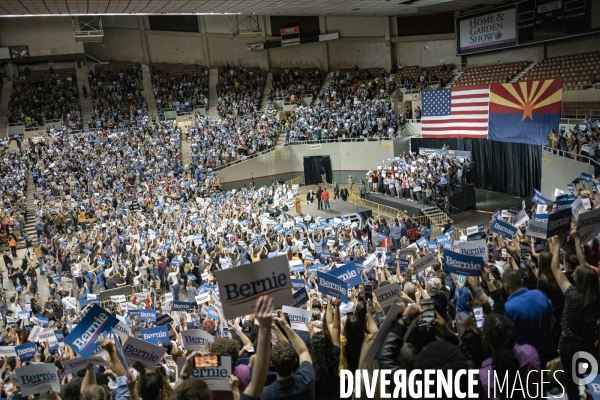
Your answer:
[0,0,511,17]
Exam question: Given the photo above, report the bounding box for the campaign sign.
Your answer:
[289,260,305,273]
[467,232,483,241]
[0,346,16,357]
[139,309,157,322]
[374,282,401,309]
[176,356,232,391]
[317,271,348,302]
[181,329,214,351]
[206,306,220,320]
[53,330,65,343]
[533,214,549,223]
[140,326,170,344]
[15,342,36,361]
[63,356,109,373]
[18,311,30,320]
[410,254,437,274]
[64,305,118,358]
[214,255,292,319]
[282,306,312,332]
[291,279,306,291]
[526,219,548,239]
[113,321,131,341]
[455,239,489,261]
[512,209,529,228]
[327,262,362,289]
[578,208,600,244]
[155,314,174,327]
[556,199,573,210]
[123,337,167,370]
[531,191,549,205]
[16,363,61,396]
[547,208,572,238]
[571,197,585,221]
[172,302,194,312]
[195,292,211,305]
[28,326,43,343]
[38,317,49,327]
[285,287,309,308]
[443,249,483,277]
[398,247,418,256]
[490,219,518,239]
[38,330,57,346]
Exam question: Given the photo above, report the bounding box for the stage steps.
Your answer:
[421,205,449,227]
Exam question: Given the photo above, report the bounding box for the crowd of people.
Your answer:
[216,66,265,118]
[267,68,324,105]
[3,62,600,400]
[185,113,279,170]
[88,65,149,130]
[151,67,209,115]
[0,106,599,399]
[548,121,600,167]
[355,152,475,210]
[7,69,82,130]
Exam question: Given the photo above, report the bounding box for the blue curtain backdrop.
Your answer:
[412,138,541,198]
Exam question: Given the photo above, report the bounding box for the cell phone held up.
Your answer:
[194,354,221,368]
[420,299,435,326]
[364,283,373,303]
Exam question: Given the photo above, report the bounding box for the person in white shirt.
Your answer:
[167,268,180,301]
[10,292,23,315]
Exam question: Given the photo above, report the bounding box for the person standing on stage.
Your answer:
[316,186,324,210]
[333,182,340,200]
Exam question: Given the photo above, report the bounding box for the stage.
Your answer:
[365,184,477,216]
[291,198,372,221]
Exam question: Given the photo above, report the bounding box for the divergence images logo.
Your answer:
[573,351,598,386]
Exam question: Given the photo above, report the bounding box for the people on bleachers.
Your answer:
[7,68,82,130]
[268,67,323,105]
[216,65,264,117]
[151,65,209,116]
[186,113,279,170]
[87,64,148,129]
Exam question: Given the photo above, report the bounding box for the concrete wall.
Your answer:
[85,27,145,62]
[0,17,84,56]
[268,41,328,69]
[218,140,397,189]
[325,17,387,38]
[540,149,596,200]
[393,35,459,67]
[465,44,545,66]
[328,40,392,70]
[146,31,206,65]
[546,34,600,58]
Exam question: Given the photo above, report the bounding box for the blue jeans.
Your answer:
[324,200,330,209]
[392,238,401,251]
[170,285,180,301]
[389,187,396,197]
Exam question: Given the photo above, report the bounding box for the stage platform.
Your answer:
[290,198,372,221]
[365,184,477,216]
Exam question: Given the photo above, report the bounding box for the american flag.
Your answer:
[421,85,490,139]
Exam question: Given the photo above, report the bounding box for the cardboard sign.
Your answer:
[172,302,194,312]
[195,292,211,304]
[490,218,518,239]
[214,256,292,319]
[15,342,37,361]
[111,295,126,303]
[410,254,437,274]
[123,337,167,370]
[326,262,362,289]
[512,209,529,227]
[63,356,110,373]
[139,309,157,322]
[526,219,548,239]
[398,247,418,256]
[29,325,43,343]
[181,329,214,351]
[443,249,483,276]
[113,321,132,341]
[176,356,232,391]
[316,271,348,303]
[571,197,585,221]
[282,306,312,332]
[17,363,61,396]
[285,287,309,308]
[156,314,174,326]
[0,346,16,357]
[547,208,572,238]
[578,208,600,244]
[455,239,489,261]
[64,304,119,358]
[374,282,401,308]
[140,326,170,344]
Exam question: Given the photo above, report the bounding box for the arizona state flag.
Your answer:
[488,79,563,145]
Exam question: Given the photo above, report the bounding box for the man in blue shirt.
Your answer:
[502,269,555,367]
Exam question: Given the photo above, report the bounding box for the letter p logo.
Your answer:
[572,351,598,386]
